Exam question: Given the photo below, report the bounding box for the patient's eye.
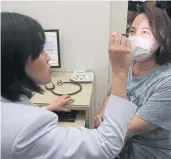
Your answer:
[142,30,151,35]
[129,29,134,35]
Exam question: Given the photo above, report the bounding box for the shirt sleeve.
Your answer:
[136,85,171,131]
[12,95,136,159]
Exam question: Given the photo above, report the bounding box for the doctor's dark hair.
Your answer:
[130,4,171,65]
[1,12,45,101]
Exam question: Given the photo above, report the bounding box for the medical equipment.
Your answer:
[122,34,129,37]
[44,80,82,96]
[70,70,94,82]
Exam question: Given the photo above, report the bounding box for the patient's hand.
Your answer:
[94,113,103,128]
[47,95,74,112]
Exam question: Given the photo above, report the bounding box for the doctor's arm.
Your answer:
[12,33,137,159]
[12,74,136,159]
[12,95,136,159]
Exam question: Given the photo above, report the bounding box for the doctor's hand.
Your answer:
[47,95,74,112]
[109,33,132,75]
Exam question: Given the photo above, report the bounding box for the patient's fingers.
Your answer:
[94,117,99,128]
[94,115,103,128]
[97,117,102,125]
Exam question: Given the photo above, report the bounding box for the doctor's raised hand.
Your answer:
[108,33,132,99]
[109,33,132,75]
[94,33,132,128]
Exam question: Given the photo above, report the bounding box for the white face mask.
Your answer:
[128,36,159,61]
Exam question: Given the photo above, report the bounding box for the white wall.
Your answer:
[1,1,128,114]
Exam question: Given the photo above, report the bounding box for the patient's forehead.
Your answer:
[131,13,151,30]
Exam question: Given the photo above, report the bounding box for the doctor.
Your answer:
[1,12,136,159]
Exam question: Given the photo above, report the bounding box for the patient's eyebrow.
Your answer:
[140,26,151,30]
[129,26,136,30]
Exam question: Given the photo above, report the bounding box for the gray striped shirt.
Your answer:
[108,63,171,159]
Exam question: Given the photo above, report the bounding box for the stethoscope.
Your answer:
[44,80,82,96]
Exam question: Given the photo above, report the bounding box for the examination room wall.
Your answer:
[1,1,128,114]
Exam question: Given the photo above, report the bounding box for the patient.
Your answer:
[94,5,171,159]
